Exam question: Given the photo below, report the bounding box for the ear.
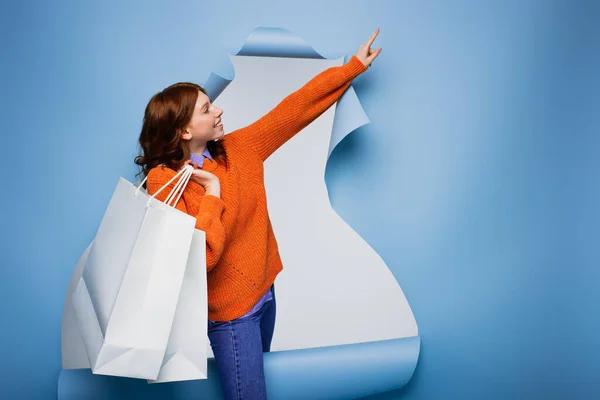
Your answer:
[181,128,192,141]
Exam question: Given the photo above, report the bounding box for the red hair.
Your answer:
[134,82,226,177]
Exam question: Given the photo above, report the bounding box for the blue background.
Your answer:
[2,0,599,399]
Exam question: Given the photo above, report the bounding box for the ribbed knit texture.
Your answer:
[147,56,367,321]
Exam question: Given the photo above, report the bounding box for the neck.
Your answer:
[188,140,207,156]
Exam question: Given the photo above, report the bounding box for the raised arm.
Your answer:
[228,29,382,161]
[147,166,227,271]
[228,56,366,161]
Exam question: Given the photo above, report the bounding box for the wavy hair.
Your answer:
[134,82,226,177]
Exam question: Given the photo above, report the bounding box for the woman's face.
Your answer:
[183,90,224,143]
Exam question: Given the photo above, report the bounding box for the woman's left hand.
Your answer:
[354,28,382,68]
[184,160,221,198]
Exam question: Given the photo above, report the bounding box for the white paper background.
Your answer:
[214,55,418,352]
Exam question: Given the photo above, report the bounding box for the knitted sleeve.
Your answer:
[228,55,367,161]
[146,166,227,271]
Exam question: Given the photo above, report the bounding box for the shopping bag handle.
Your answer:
[164,165,193,208]
[135,165,194,208]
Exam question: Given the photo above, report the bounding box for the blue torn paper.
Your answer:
[59,337,420,400]
[59,27,420,400]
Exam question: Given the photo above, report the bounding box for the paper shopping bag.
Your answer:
[149,229,208,383]
[63,232,210,383]
[71,166,197,380]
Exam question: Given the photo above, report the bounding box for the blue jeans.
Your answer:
[207,285,276,400]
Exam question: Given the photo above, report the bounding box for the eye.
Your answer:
[204,105,210,113]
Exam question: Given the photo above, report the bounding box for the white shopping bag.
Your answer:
[149,229,208,383]
[70,166,199,380]
[62,232,210,383]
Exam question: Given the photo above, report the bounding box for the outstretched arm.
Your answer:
[229,29,382,161]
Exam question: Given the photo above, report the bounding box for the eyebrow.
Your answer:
[199,101,209,110]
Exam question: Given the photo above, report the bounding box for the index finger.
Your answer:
[365,28,380,47]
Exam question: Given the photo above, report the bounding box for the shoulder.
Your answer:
[146,166,177,192]
[148,165,176,179]
[222,134,261,163]
[221,133,239,151]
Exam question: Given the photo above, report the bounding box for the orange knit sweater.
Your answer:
[147,55,367,321]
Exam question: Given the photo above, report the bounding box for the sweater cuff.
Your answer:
[344,55,369,79]
[197,194,225,216]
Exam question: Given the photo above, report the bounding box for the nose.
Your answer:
[214,106,223,118]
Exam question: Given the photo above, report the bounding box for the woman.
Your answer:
[135,29,381,400]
